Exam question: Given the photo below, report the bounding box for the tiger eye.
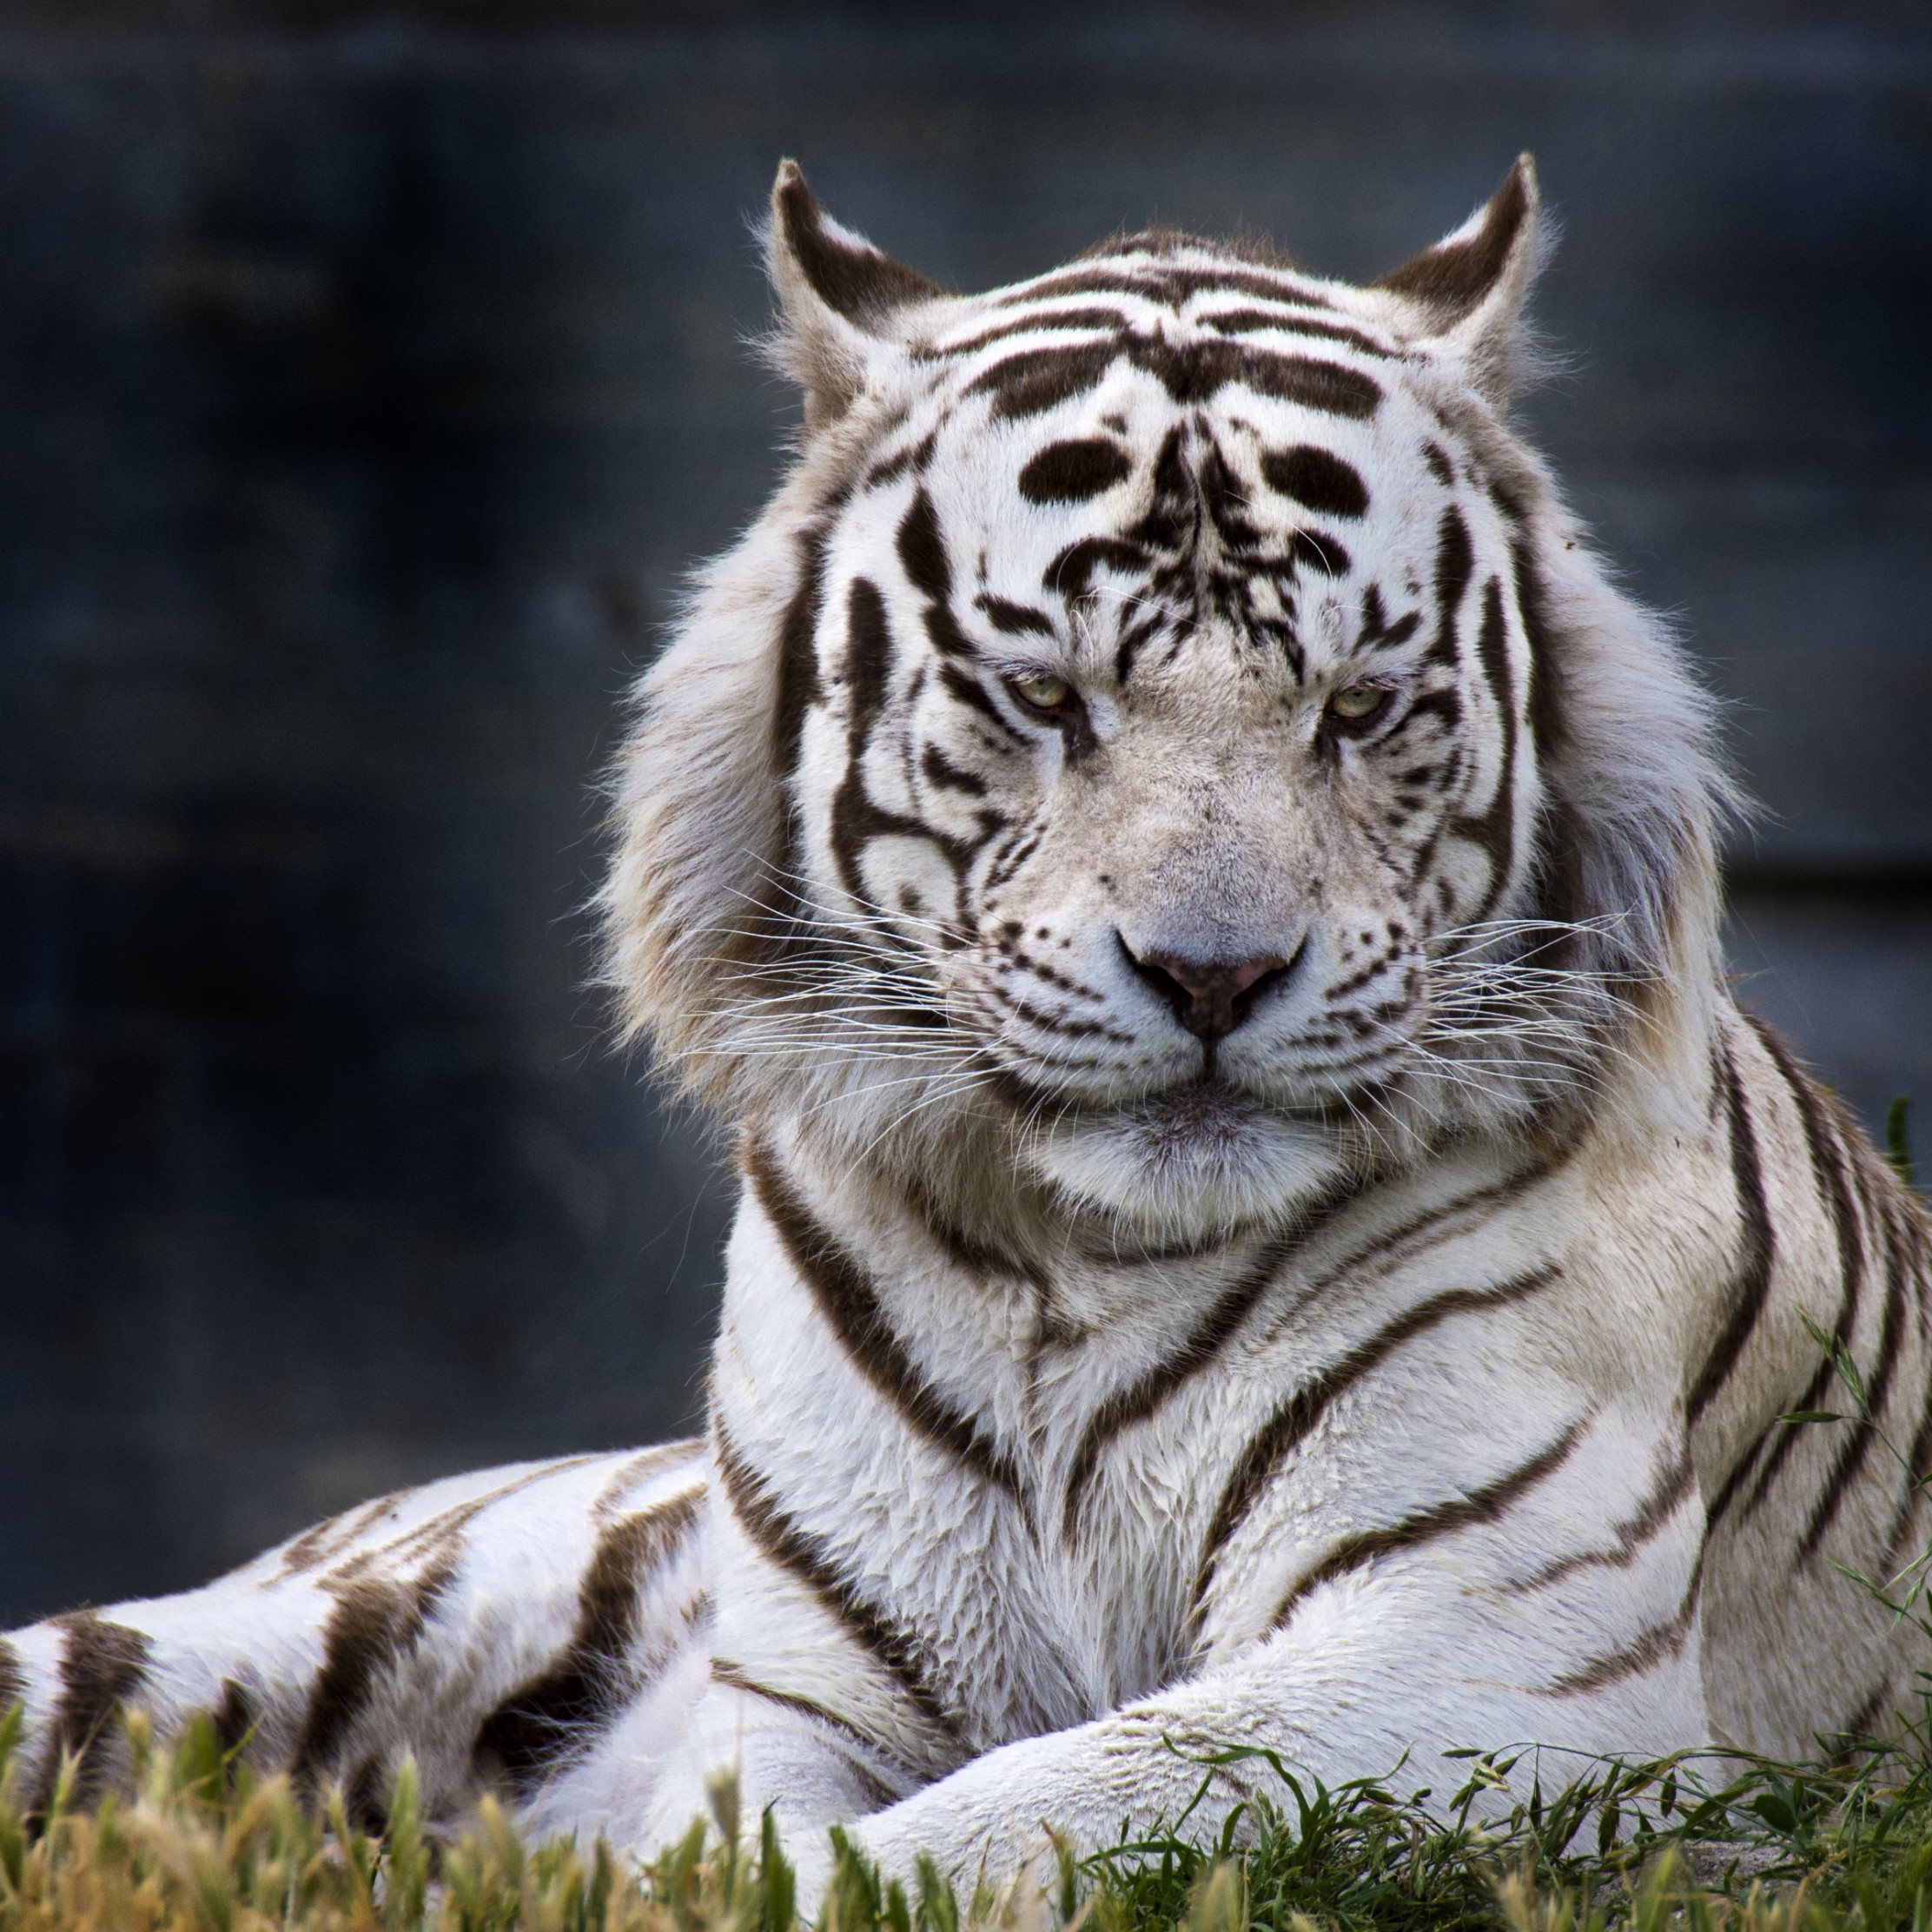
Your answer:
[1011,670,1072,713]
[1327,685,1388,723]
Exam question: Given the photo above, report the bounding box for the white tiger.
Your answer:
[6,157,1930,1901]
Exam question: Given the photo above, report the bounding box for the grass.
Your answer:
[12,1703,1932,1932]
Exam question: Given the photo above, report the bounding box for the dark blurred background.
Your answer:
[2,0,1928,1624]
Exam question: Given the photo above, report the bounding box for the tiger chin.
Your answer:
[8,156,1930,1910]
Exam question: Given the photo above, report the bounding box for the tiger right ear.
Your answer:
[766,161,942,433]
[1373,155,1545,404]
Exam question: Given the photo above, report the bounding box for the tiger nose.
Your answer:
[1119,937,1299,1042]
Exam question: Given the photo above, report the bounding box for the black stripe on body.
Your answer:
[1684,1036,1777,1427]
[746,1136,1026,1502]
[1840,1677,1894,1750]
[1512,1445,1695,1591]
[1882,1378,1932,1575]
[1272,1422,1585,1630]
[1739,1019,1865,1520]
[476,1488,703,1798]
[290,1559,458,1796]
[1801,1199,1909,1560]
[0,1637,22,1717]
[592,1438,706,1521]
[711,1660,901,1802]
[36,1611,152,1812]
[211,1677,258,1757]
[1194,1264,1562,1608]
[1061,1174,1368,1536]
[276,1490,418,1579]
[1540,1554,1705,1698]
[714,1425,956,1737]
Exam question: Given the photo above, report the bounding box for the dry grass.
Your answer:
[9,1702,1932,1932]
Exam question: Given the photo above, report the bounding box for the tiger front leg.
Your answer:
[849,1578,1708,1899]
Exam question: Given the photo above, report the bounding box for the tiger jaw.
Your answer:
[1019,1076,1352,1232]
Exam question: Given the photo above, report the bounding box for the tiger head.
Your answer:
[605,161,1730,1239]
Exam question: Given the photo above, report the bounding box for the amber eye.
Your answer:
[1326,684,1392,730]
[1009,669,1073,714]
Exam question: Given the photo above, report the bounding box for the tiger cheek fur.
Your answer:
[10,156,1931,1908]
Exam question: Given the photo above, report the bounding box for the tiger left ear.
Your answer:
[1374,155,1544,403]
[766,161,941,433]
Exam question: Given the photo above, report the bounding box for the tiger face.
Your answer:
[611,162,1725,1238]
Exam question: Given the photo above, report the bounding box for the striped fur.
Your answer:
[8,160,1931,1901]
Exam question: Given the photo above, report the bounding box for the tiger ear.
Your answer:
[1374,155,1545,403]
[766,160,942,432]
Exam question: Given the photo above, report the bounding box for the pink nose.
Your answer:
[1121,940,1295,1042]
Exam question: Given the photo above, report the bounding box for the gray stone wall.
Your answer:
[2,3,1927,1622]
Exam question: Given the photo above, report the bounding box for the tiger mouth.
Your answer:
[997,1070,1352,1137]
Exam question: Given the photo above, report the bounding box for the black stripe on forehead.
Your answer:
[997,262,1336,309]
[1206,311,1396,360]
[1018,438,1133,504]
[1260,446,1369,519]
[976,593,1056,638]
[916,308,1130,360]
[967,334,1380,422]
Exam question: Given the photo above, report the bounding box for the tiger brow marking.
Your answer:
[713,1423,957,1737]
[1684,1032,1776,1428]
[976,593,1057,638]
[1272,1419,1587,1631]
[1511,1442,1695,1592]
[1019,438,1134,504]
[1260,445,1370,520]
[710,1662,901,1802]
[1193,1263,1563,1610]
[32,1611,151,1814]
[475,1488,703,1798]
[745,1135,1027,1503]
[1738,1016,1863,1521]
